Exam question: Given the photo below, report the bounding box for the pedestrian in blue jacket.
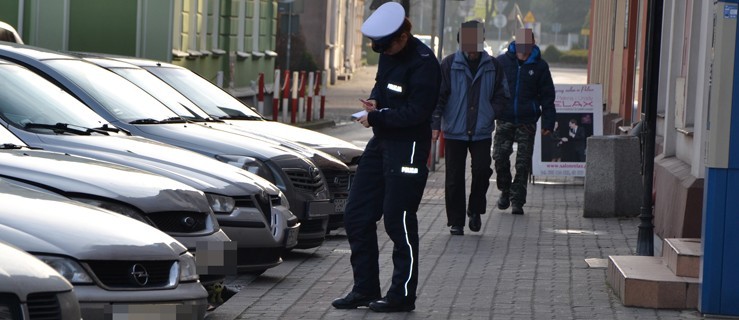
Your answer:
[432,20,509,235]
[494,28,556,215]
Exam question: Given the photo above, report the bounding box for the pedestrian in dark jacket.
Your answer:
[332,2,441,313]
[494,28,556,215]
[432,20,509,235]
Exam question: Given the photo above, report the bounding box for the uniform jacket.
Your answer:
[496,42,556,131]
[367,37,442,141]
[432,50,509,141]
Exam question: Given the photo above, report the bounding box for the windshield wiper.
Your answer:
[129,118,160,124]
[217,114,263,121]
[159,116,188,123]
[24,122,109,135]
[91,124,120,133]
[0,143,24,149]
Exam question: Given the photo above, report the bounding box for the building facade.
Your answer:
[589,0,711,242]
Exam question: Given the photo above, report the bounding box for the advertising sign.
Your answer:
[533,84,603,177]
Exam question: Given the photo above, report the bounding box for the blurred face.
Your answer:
[515,28,534,57]
[378,33,408,55]
[460,24,484,60]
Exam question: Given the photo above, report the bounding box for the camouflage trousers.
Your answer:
[493,120,537,206]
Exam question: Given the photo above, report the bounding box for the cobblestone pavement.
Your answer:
[205,65,706,320]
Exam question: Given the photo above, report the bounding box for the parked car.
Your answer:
[0,43,333,248]
[78,55,353,231]
[0,58,297,271]
[0,21,22,44]
[0,178,208,319]
[0,126,231,284]
[0,240,81,320]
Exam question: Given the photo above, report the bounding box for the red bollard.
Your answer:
[290,71,299,124]
[282,70,291,123]
[272,69,280,121]
[257,73,265,115]
[313,71,321,121]
[298,71,306,122]
[306,72,314,122]
[319,70,326,119]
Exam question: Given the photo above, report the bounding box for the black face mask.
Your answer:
[371,41,389,53]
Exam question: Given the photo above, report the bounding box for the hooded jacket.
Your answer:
[496,42,556,131]
[432,50,509,141]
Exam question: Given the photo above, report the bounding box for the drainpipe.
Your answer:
[636,0,663,256]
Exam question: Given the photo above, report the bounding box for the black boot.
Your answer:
[468,211,481,232]
[369,297,415,312]
[332,291,381,309]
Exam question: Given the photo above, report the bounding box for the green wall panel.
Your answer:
[68,0,136,55]
[0,0,20,26]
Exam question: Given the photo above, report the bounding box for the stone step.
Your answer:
[607,255,699,309]
[663,238,702,278]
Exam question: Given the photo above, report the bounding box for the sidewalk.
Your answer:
[205,65,704,319]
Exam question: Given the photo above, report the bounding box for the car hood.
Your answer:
[0,180,185,259]
[0,149,211,214]
[0,241,73,298]
[226,120,364,166]
[198,121,352,172]
[31,134,279,197]
[118,121,306,161]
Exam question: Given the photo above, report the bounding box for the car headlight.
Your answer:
[36,255,93,284]
[215,155,276,182]
[71,197,154,226]
[205,193,236,214]
[278,191,290,210]
[179,252,199,282]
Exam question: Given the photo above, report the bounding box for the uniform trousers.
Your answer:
[343,137,430,303]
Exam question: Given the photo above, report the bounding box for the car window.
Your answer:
[45,60,179,123]
[146,67,260,118]
[110,68,210,120]
[0,64,110,131]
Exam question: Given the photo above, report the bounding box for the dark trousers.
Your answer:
[493,121,536,206]
[343,137,430,302]
[444,138,493,227]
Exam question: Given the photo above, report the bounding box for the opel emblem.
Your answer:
[309,167,320,179]
[129,264,150,286]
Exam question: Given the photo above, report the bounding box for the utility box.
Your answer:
[583,136,642,218]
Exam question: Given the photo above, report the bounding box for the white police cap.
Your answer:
[361,2,405,40]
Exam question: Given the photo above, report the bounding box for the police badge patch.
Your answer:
[529,70,534,76]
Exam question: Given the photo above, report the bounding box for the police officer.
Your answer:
[331,2,440,313]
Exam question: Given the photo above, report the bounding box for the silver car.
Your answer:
[79,55,355,232]
[0,178,208,319]
[0,59,298,271]
[0,126,232,284]
[0,241,81,320]
[0,43,333,248]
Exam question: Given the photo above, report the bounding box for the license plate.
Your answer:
[285,226,299,248]
[306,200,334,218]
[334,198,347,213]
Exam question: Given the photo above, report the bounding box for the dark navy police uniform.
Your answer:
[343,35,441,306]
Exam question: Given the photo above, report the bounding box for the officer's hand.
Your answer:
[359,99,377,112]
[356,114,371,128]
[432,130,439,141]
[541,129,551,136]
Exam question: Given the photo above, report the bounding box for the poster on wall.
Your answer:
[533,84,603,177]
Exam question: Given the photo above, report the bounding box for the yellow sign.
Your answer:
[581,28,590,36]
[523,11,536,23]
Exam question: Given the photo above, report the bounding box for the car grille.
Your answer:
[284,168,323,193]
[148,211,208,233]
[85,260,176,289]
[0,294,21,320]
[235,194,271,221]
[323,170,352,194]
[27,292,61,320]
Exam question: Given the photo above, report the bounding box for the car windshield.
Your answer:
[0,64,112,132]
[110,68,211,120]
[45,60,180,123]
[145,67,263,119]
